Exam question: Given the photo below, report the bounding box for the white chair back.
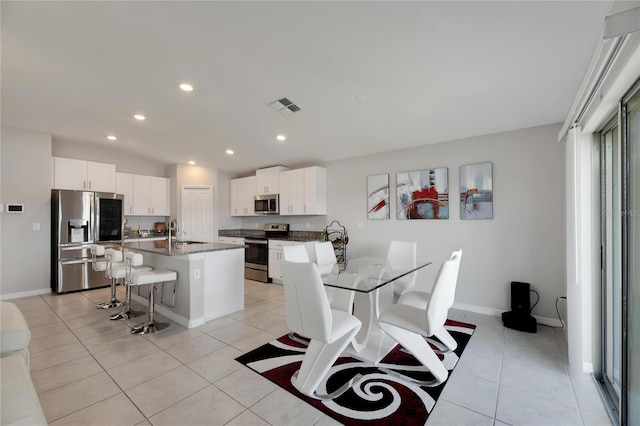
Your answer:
[386,240,417,269]
[281,260,332,342]
[124,251,144,267]
[105,248,123,262]
[91,244,105,256]
[124,251,145,285]
[314,241,337,275]
[386,240,417,298]
[444,248,463,307]
[282,245,310,263]
[425,251,462,335]
[304,241,318,263]
[105,248,123,277]
[90,244,106,272]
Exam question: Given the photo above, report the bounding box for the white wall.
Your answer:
[326,123,566,321]
[1,127,52,297]
[53,138,166,177]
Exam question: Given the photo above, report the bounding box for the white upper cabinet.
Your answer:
[230,179,240,216]
[255,166,289,195]
[116,172,134,215]
[150,176,170,216]
[53,157,116,192]
[279,166,327,215]
[133,175,151,215]
[230,176,256,216]
[304,166,327,215]
[119,173,170,216]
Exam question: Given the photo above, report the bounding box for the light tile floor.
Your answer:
[12,280,613,425]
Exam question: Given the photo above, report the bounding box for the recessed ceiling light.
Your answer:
[106,135,117,141]
[179,83,194,92]
[188,160,196,165]
[276,134,286,141]
[226,149,234,155]
[133,114,146,121]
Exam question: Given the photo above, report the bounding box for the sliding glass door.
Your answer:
[626,84,639,426]
[601,120,622,413]
[599,81,640,426]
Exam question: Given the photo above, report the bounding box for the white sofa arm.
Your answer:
[0,301,31,367]
[0,353,47,425]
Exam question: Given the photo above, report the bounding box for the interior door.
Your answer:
[181,186,212,242]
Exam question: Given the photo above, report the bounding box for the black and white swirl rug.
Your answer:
[236,319,475,425]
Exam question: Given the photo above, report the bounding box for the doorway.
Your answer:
[181,186,213,243]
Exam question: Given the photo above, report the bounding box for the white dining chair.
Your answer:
[398,249,462,352]
[377,250,462,387]
[282,244,336,345]
[386,240,417,303]
[314,241,338,276]
[282,245,310,263]
[281,260,362,399]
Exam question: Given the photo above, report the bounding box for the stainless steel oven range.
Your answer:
[244,223,289,283]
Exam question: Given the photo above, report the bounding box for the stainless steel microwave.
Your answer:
[254,194,279,214]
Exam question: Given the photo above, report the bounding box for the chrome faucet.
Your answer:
[168,218,178,246]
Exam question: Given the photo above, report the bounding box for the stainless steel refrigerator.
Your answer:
[51,190,125,293]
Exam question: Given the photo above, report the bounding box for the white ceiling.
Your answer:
[1,1,614,175]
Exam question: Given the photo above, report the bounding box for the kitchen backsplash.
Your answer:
[124,217,168,238]
[219,229,323,242]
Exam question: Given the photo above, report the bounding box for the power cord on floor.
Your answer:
[556,296,566,328]
[529,289,540,313]
[537,296,566,329]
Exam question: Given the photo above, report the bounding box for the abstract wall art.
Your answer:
[460,162,493,220]
[367,174,390,219]
[396,168,449,219]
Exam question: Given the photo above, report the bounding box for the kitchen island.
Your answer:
[121,240,245,328]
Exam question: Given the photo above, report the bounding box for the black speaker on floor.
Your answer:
[502,281,537,333]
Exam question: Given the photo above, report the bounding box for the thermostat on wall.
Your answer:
[6,204,24,213]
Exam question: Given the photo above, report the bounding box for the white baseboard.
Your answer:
[583,362,594,373]
[452,301,564,328]
[0,287,51,300]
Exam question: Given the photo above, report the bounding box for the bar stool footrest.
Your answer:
[96,299,123,309]
[110,308,144,320]
[131,320,169,335]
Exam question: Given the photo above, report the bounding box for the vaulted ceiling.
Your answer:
[1,1,613,174]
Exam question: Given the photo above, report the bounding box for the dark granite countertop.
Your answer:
[219,229,322,242]
[122,240,244,256]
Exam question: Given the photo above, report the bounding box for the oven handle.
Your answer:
[245,239,268,245]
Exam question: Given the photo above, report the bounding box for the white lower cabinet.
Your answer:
[268,239,306,280]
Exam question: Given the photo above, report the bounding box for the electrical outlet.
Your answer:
[33,223,40,231]
[194,269,201,279]
[306,222,310,229]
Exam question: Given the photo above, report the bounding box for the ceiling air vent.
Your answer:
[268,97,302,116]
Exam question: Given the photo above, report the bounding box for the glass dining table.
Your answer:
[321,257,432,363]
